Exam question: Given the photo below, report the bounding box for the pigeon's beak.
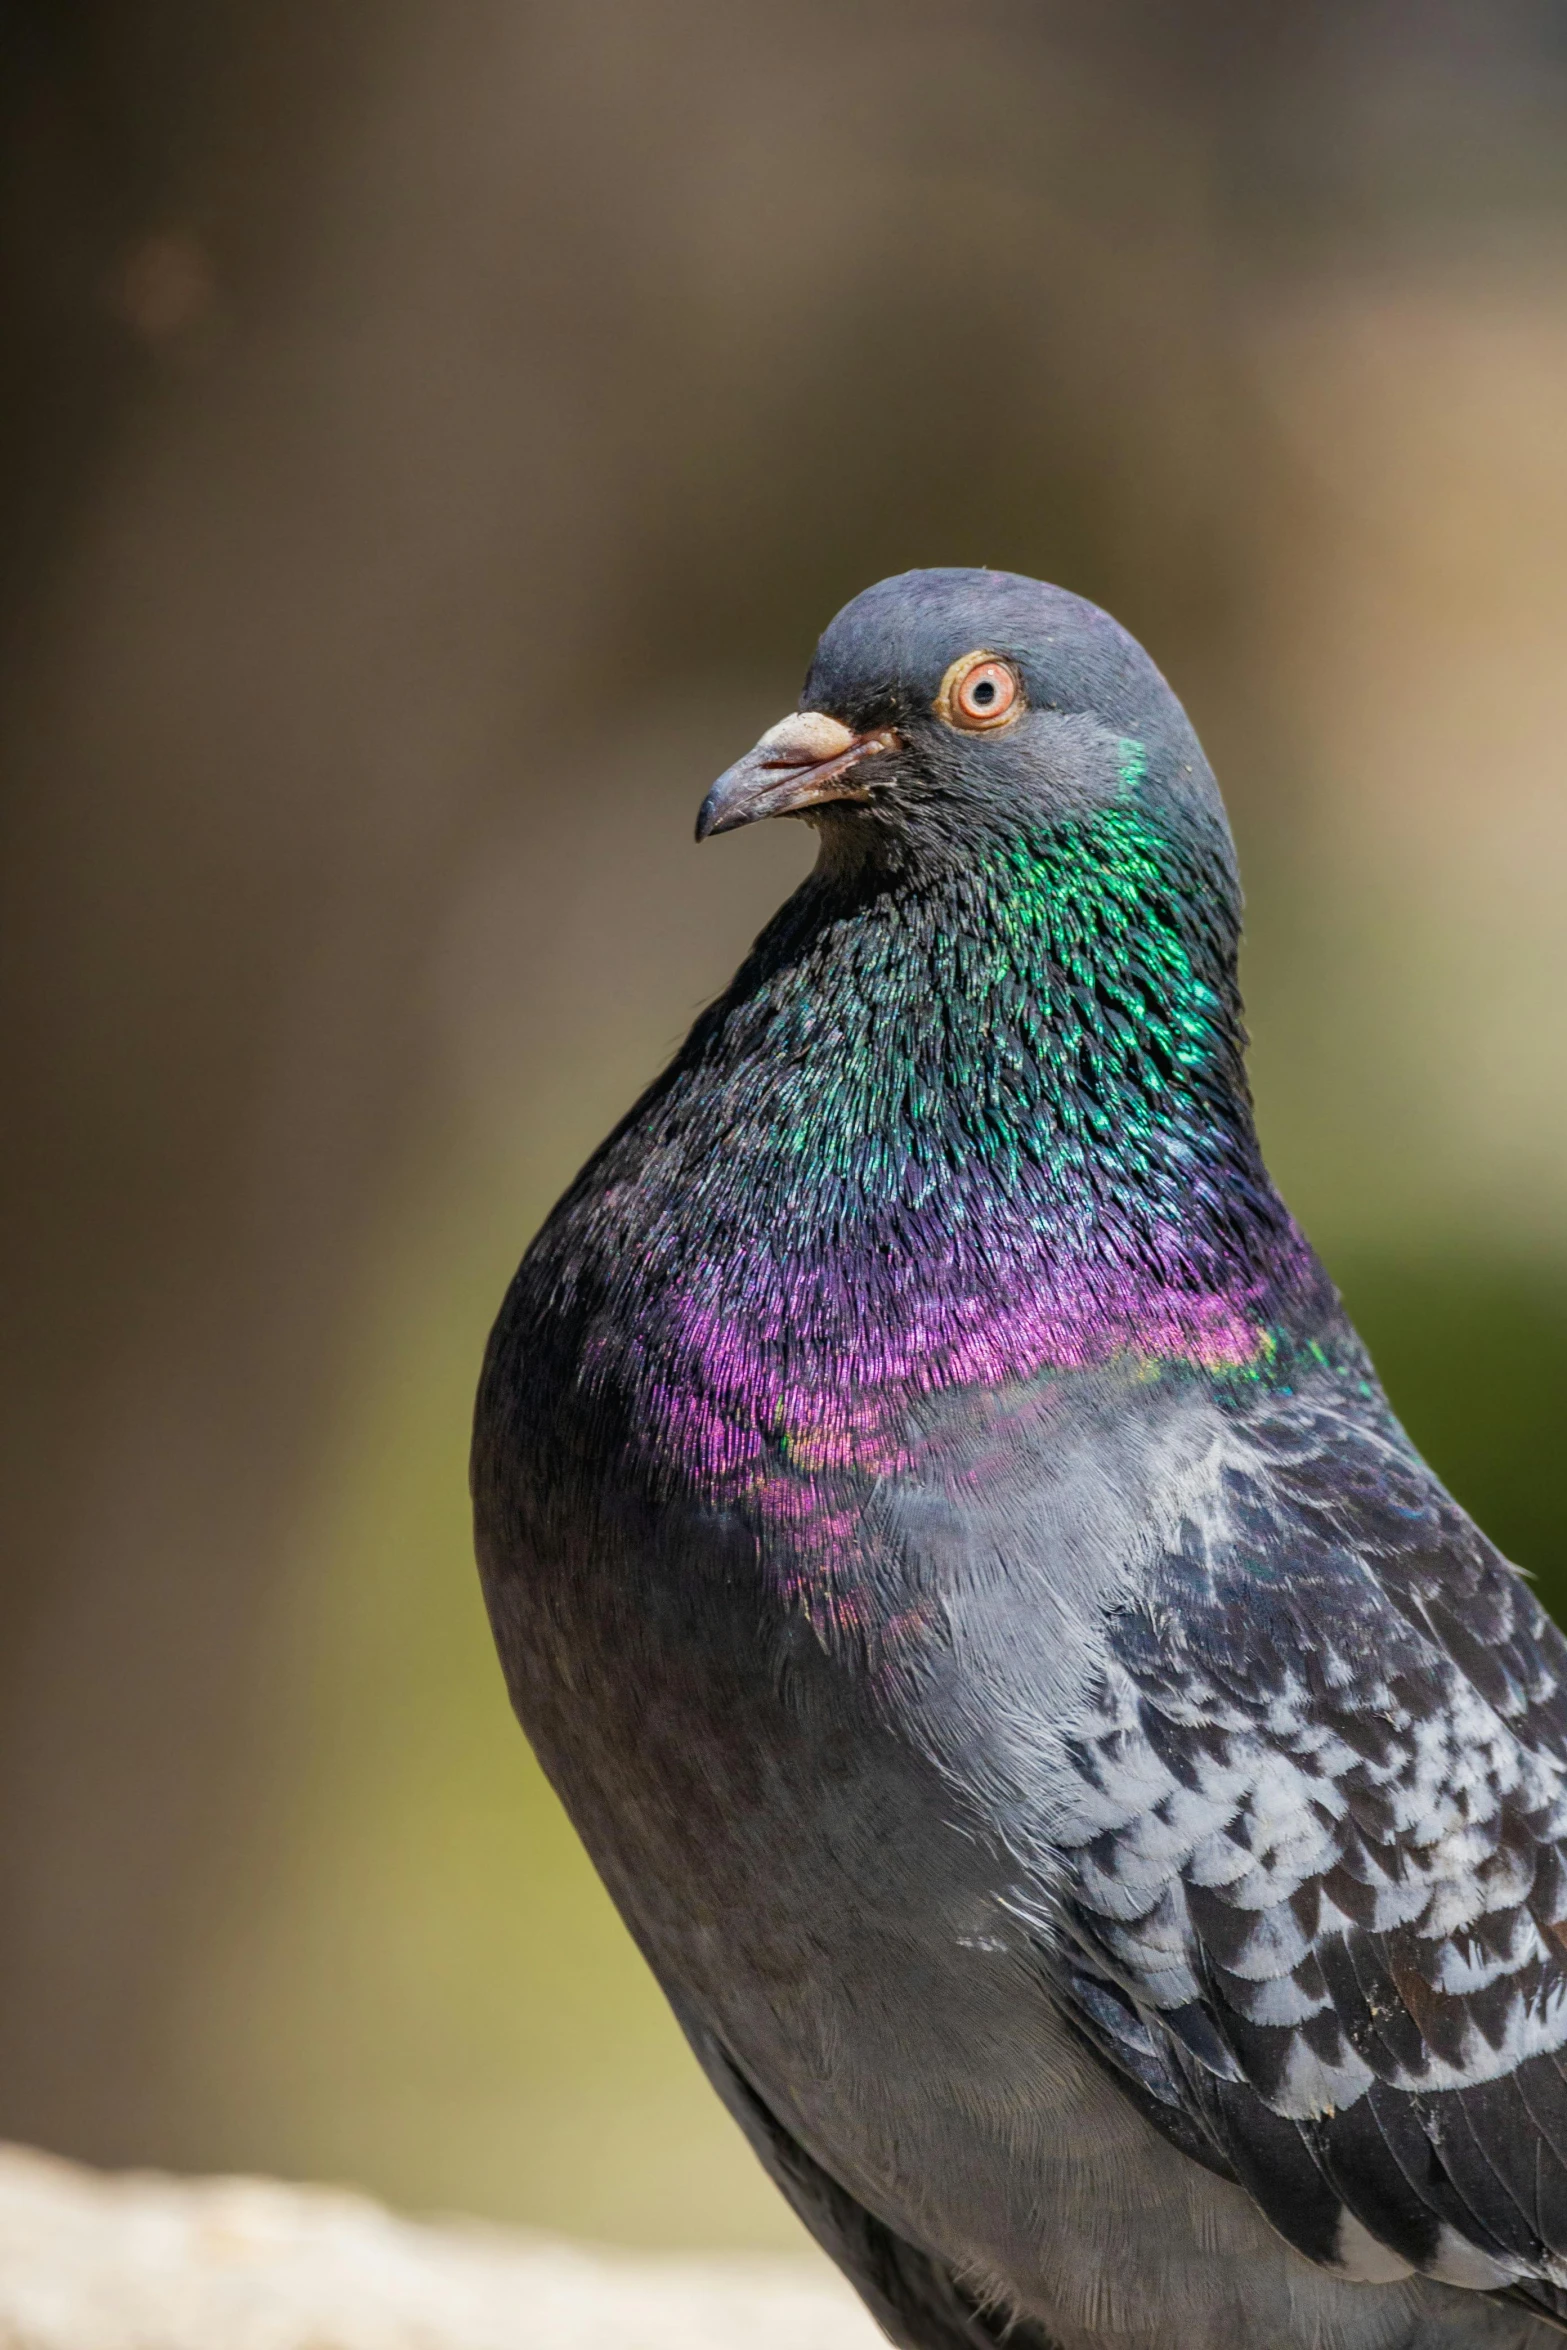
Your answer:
[695,713,900,842]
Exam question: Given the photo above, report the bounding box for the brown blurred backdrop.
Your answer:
[0,0,1563,2249]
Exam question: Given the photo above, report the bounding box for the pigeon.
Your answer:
[472,568,1567,2350]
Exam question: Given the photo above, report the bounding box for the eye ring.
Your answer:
[935,650,1023,733]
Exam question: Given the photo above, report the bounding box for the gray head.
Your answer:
[697,567,1232,881]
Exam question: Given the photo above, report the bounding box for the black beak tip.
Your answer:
[695,773,752,842]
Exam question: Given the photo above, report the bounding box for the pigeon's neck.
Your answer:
[556,805,1331,1485]
[684,803,1302,1295]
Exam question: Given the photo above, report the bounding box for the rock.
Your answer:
[0,2141,881,2349]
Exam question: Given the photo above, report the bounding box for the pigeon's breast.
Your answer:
[479,1271,1238,1996]
[476,1333,1362,2329]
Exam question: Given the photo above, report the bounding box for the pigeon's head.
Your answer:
[696,567,1233,883]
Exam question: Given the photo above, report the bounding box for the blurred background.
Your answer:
[0,0,1563,2253]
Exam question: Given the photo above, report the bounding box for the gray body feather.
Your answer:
[475,1341,1567,2350]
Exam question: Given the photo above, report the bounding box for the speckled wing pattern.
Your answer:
[1046,1392,1567,2324]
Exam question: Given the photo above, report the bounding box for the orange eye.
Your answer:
[937,651,1022,732]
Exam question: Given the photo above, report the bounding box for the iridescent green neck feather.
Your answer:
[531,796,1332,1493]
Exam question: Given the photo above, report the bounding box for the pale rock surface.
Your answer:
[0,2142,882,2350]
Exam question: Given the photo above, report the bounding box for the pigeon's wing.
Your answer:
[1041,1388,1567,2323]
[681,2013,1056,2350]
